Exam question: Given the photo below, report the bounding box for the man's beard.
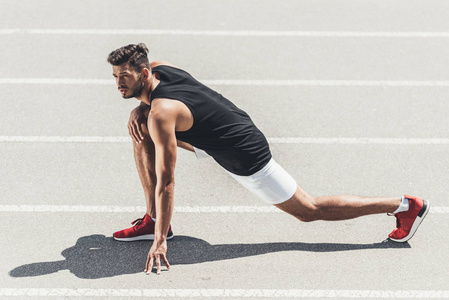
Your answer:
[122,79,144,99]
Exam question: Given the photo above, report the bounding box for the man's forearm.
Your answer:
[155,183,175,240]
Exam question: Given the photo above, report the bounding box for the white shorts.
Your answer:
[225,158,297,205]
[193,147,297,204]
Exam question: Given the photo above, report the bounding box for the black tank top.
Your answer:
[150,65,272,176]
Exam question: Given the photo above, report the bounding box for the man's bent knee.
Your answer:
[290,205,319,222]
[298,207,319,222]
[274,190,319,222]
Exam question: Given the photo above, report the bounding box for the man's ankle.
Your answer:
[390,196,409,215]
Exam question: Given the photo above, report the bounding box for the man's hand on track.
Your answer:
[145,239,170,275]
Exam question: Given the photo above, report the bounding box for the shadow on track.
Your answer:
[9,234,410,279]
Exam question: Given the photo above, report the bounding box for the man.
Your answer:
[107,43,430,276]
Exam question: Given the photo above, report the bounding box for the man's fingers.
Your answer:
[132,122,145,143]
[156,254,170,275]
[130,124,141,144]
[144,254,150,272]
[137,122,145,141]
[156,255,161,275]
[145,257,154,275]
[128,125,137,144]
[129,123,141,144]
[162,254,171,270]
[144,245,169,276]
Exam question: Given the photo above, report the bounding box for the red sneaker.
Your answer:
[113,213,174,241]
[389,195,430,242]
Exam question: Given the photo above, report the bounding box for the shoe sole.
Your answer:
[390,199,430,243]
[114,232,174,242]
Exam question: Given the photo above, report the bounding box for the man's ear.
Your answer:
[141,68,150,80]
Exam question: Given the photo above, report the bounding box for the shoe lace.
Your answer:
[131,217,146,230]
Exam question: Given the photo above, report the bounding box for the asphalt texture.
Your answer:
[1,1,449,299]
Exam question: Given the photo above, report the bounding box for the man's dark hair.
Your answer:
[107,43,150,73]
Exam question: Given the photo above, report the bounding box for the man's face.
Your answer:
[112,63,144,99]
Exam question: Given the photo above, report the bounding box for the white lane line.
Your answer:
[2,136,449,145]
[1,288,449,298]
[205,80,449,87]
[0,205,447,214]
[0,136,130,143]
[0,205,276,213]
[0,78,111,85]
[269,138,449,145]
[3,78,449,86]
[3,29,449,38]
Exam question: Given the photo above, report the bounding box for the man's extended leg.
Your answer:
[274,186,401,222]
[275,186,429,242]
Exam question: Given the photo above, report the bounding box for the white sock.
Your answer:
[391,196,409,215]
[151,217,156,222]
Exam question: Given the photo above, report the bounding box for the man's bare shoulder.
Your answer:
[150,98,193,131]
[150,98,182,116]
[150,61,179,69]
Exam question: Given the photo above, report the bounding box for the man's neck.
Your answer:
[136,74,155,106]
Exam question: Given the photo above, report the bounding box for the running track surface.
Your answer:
[1,1,449,299]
